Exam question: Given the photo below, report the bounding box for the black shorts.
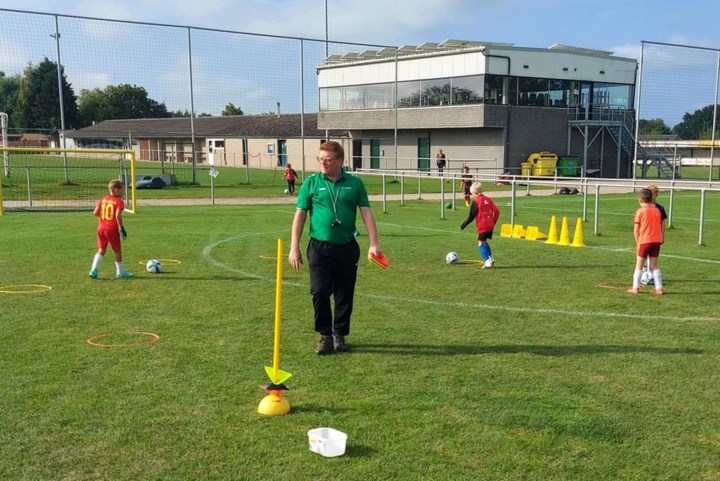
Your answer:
[477,230,494,241]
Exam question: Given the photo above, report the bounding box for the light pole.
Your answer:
[51,15,69,183]
[324,0,328,57]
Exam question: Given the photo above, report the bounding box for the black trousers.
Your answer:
[307,238,360,336]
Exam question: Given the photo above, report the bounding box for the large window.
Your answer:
[397,81,421,107]
[451,75,484,105]
[320,74,632,111]
[422,79,451,106]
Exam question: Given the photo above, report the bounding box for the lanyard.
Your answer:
[324,177,341,222]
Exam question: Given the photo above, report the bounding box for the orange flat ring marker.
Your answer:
[596,282,629,291]
[86,331,160,348]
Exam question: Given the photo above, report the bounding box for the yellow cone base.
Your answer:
[258,393,291,416]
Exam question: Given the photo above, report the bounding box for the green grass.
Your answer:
[1,192,720,480]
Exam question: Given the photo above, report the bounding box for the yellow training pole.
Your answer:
[272,238,283,381]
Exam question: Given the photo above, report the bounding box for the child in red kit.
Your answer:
[89,179,132,279]
[460,182,500,269]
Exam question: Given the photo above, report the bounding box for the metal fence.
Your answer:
[637,41,720,180]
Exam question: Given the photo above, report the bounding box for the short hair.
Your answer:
[109,179,124,191]
[647,184,659,200]
[638,188,653,203]
[320,141,344,161]
[470,182,483,195]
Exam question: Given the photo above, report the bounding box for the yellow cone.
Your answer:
[511,224,526,238]
[570,217,585,247]
[525,226,548,241]
[558,216,571,246]
[545,215,558,245]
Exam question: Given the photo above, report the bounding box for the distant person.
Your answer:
[460,182,500,269]
[88,179,132,279]
[460,165,472,206]
[283,163,298,195]
[628,188,664,295]
[289,141,383,355]
[436,149,446,175]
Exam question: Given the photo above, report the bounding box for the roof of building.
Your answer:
[65,113,341,139]
[321,38,630,66]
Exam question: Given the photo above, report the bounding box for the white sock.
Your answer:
[652,269,663,290]
[91,254,103,271]
[115,261,125,275]
[632,269,642,289]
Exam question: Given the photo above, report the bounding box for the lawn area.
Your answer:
[1,191,719,480]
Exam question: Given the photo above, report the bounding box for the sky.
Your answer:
[4,0,720,58]
[2,0,720,123]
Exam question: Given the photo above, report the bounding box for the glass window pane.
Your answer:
[422,79,451,106]
[366,83,394,109]
[451,75,484,104]
[398,81,421,107]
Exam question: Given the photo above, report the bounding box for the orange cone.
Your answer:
[570,217,585,247]
[558,216,571,246]
[545,215,558,245]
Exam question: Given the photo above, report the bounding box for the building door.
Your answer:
[370,140,380,169]
[278,139,287,166]
[352,140,362,170]
[417,138,430,171]
[207,138,225,166]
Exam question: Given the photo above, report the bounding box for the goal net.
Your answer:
[0,147,136,214]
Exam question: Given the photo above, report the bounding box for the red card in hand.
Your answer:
[368,252,389,269]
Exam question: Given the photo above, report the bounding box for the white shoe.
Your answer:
[482,259,493,269]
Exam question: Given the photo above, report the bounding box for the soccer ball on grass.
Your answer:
[640,267,653,286]
[146,259,162,273]
[445,252,459,264]
[284,188,289,194]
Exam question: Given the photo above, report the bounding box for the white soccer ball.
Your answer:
[283,188,289,194]
[640,268,653,286]
[445,252,459,264]
[146,259,162,273]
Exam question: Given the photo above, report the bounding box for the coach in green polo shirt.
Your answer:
[289,141,383,355]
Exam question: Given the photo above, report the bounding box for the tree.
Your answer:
[0,71,22,128]
[672,104,719,140]
[78,84,170,125]
[221,102,244,116]
[17,58,79,130]
[638,118,671,138]
[171,109,212,117]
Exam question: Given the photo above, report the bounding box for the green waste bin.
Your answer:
[558,156,579,176]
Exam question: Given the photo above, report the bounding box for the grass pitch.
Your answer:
[1,191,719,480]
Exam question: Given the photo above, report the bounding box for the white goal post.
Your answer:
[0,146,136,215]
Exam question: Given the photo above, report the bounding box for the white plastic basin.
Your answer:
[307,427,347,457]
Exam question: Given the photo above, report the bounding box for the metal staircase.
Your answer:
[568,104,679,178]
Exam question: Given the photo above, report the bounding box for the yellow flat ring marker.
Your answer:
[138,258,182,265]
[0,284,53,294]
[86,331,160,348]
[596,282,629,291]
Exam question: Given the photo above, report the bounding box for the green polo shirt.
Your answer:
[296,172,370,244]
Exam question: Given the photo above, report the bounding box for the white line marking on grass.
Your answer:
[202,232,305,287]
[587,245,720,264]
[204,233,720,323]
[365,293,720,322]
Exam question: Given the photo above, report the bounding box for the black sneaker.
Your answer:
[333,335,349,352]
[315,335,334,355]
